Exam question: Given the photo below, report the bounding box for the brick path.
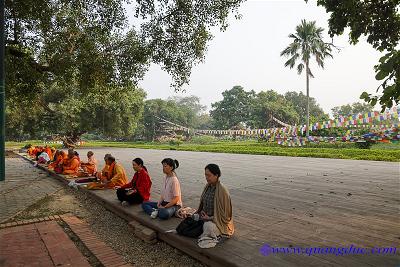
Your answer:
[0,158,62,222]
[0,220,90,267]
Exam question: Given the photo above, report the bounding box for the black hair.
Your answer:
[104,153,111,161]
[161,158,179,170]
[74,151,79,157]
[107,156,116,163]
[87,151,94,157]
[133,158,147,171]
[205,164,221,178]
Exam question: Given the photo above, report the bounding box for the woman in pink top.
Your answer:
[141,158,182,220]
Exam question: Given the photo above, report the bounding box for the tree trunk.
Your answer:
[306,62,310,137]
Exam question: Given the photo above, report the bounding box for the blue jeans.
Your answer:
[141,201,180,220]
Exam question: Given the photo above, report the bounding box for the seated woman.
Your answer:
[116,158,152,205]
[141,158,182,220]
[195,164,234,238]
[79,151,98,176]
[63,149,80,176]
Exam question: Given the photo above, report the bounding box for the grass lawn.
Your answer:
[6,139,400,162]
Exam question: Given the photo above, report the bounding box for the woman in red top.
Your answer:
[116,158,152,205]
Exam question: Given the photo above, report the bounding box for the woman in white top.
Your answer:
[141,158,182,220]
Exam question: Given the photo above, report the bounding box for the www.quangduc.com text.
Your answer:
[260,244,397,256]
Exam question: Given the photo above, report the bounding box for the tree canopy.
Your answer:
[5,0,244,139]
[210,86,328,130]
[310,0,400,110]
[331,102,375,118]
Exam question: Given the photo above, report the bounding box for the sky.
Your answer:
[127,0,383,117]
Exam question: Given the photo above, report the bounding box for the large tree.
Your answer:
[280,19,334,137]
[284,91,328,125]
[210,86,256,129]
[309,0,400,110]
[139,96,205,141]
[331,102,374,118]
[5,0,244,140]
[250,90,299,128]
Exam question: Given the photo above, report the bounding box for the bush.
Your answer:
[190,135,216,145]
[355,140,373,149]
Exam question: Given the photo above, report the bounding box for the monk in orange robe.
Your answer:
[96,154,112,181]
[88,155,128,189]
[44,146,53,161]
[63,149,80,176]
[80,151,98,176]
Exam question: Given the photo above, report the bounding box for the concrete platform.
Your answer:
[18,148,400,267]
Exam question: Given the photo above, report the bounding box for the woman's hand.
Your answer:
[200,210,210,220]
[157,201,162,208]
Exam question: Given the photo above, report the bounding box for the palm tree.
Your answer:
[281,19,333,137]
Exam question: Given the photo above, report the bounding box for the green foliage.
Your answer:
[312,0,399,51]
[360,50,400,111]
[331,102,374,118]
[210,86,329,129]
[354,141,373,150]
[5,0,244,140]
[249,90,299,128]
[190,135,216,145]
[310,0,400,110]
[280,19,334,135]
[138,96,205,141]
[210,86,256,129]
[284,91,328,125]
[280,19,333,77]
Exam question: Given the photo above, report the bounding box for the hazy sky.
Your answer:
[128,0,383,117]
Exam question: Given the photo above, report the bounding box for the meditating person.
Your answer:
[104,156,128,188]
[116,158,152,205]
[48,150,66,170]
[44,146,53,161]
[141,158,182,220]
[27,145,35,157]
[80,151,98,176]
[63,149,80,175]
[34,146,44,160]
[37,151,50,164]
[196,164,234,238]
[96,154,112,181]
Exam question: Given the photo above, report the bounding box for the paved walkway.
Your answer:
[0,158,62,223]
[0,220,90,267]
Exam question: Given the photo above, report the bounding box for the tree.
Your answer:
[331,102,374,118]
[284,91,328,125]
[309,0,400,110]
[210,86,256,129]
[249,90,299,128]
[280,19,334,136]
[5,0,244,140]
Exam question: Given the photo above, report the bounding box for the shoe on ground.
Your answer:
[150,209,158,219]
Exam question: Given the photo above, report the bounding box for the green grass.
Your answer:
[7,139,400,162]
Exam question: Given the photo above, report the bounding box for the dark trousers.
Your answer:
[116,188,143,204]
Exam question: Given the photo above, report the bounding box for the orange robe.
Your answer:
[63,156,80,175]
[88,162,128,190]
[108,162,128,188]
[81,156,98,175]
